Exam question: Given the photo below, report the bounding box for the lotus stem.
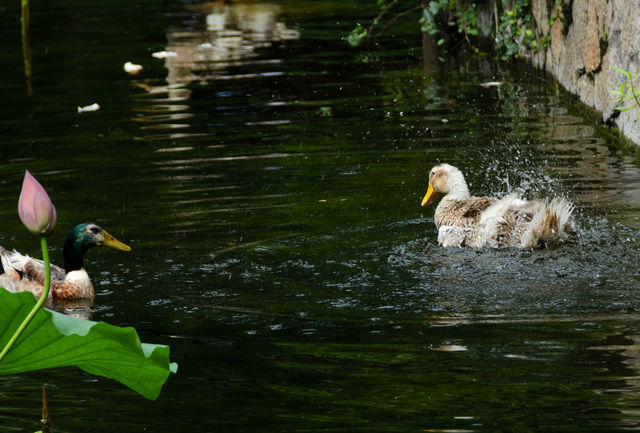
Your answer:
[21,0,32,95]
[0,235,50,363]
[42,384,50,433]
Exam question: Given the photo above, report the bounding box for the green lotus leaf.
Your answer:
[0,288,177,400]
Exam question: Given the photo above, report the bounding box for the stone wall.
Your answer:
[528,0,640,145]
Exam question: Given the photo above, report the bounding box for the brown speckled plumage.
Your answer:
[0,223,130,301]
[421,164,574,249]
[0,246,94,300]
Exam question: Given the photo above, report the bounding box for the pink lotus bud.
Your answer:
[18,170,57,235]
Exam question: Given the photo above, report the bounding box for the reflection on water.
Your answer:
[45,298,95,320]
[132,1,299,141]
[166,2,299,86]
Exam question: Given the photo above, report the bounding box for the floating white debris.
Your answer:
[77,103,100,113]
[151,50,178,59]
[198,42,213,49]
[432,344,468,352]
[154,146,194,153]
[480,81,504,88]
[123,61,143,75]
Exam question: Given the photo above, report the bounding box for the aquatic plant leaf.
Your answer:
[0,289,177,400]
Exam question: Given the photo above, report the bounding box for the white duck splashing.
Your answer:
[421,163,574,249]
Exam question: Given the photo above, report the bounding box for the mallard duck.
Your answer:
[0,223,131,300]
[421,163,574,248]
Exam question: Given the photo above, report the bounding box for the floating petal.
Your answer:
[77,103,100,113]
[151,51,178,59]
[123,61,143,74]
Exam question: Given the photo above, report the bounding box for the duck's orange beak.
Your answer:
[421,182,438,207]
[102,230,132,252]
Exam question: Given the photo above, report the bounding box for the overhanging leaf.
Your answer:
[0,288,177,400]
[612,66,632,78]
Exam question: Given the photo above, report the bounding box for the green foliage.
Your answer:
[0,288,177,400]
[420,0,446,36]
[349,0,565,61]
[540,1,564,48]
[317,106,333,117]
[452,1,479,37]
[495,0,537,60]
[611,66,640,119]
[347,24,368,47]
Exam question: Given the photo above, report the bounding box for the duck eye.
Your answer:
[89,226,100,234]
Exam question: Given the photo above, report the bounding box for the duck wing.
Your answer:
[433,196,497,247]
[435,196,497,229]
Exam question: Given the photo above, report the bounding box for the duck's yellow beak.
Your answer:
[102,230,132,252]
[421,182,438,207]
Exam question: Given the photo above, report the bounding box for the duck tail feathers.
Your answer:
[0,246,11,273]
[520,197,574,248]
[0,247,32,275]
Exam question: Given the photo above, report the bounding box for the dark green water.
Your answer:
[3,0,640,431]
